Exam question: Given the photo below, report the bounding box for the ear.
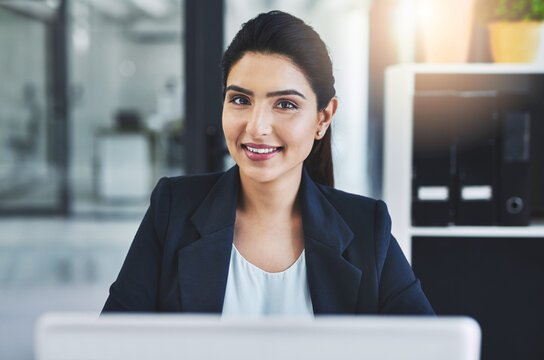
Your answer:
[315,97,338,140]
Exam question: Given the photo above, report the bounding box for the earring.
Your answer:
[318,131,323,136]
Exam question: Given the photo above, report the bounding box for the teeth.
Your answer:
[246,145,279,154]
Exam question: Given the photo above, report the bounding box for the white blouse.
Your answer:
[221,244,314,317]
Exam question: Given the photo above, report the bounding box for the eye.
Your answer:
[229,95,250,106]
[277,100,298,110]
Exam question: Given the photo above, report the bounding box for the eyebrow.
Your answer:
[225,85,306,100]
[267,89,306,99]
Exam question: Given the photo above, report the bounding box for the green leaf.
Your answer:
[481,0,544,21]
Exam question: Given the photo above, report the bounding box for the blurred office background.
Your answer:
[1,0,543,359]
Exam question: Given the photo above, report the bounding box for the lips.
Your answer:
[242,143,283,161]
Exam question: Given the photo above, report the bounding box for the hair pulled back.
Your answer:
[221,10,336,187]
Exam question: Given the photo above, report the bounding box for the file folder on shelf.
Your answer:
[530,93,544,218]
[455,91,499,226]
[411,90,535,227]
[498,92,531,226]
[412,92,456,226]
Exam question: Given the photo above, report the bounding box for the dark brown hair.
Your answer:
[221,10,336,187]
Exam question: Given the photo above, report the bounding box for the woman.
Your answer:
[103,10,434,315]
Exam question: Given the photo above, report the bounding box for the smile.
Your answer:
[245,145,279,154]
[241,144,283,161]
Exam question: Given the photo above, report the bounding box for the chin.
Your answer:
[239,165,281,183]
[238,160,304,185]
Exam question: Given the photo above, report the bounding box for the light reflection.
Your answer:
[393,0,416,63]
[415,0,475,63]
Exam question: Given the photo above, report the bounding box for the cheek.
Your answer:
[222,111,242,144]
[283,118,317,154]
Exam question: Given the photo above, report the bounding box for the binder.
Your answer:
[498,92,531,226]
[455,91,499,226]
[412,92,456,226]
[530,93,544,217]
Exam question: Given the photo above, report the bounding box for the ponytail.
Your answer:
[304,127,333,187]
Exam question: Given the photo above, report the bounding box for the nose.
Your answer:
[245,103,272,137]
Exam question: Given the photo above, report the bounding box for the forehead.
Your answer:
[227,52,314,96]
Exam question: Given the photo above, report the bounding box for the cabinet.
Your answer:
[383,64,544,360]
[95,131,153,201]
[383,63,544,261]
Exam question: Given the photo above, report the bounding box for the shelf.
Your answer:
[390,63,544,75]
[410,220,544,238]
[384,66,544,255]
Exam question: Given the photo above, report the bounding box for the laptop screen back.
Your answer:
[35,313,481,360]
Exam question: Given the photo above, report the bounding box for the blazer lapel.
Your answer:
[299,168,363,314]
[178,166,240,313]
[177,165,362,315]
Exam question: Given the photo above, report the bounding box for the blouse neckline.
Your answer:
[231,244,305,276]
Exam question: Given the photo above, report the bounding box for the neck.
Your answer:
[237,166,303,220]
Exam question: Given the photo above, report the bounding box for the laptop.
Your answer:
[35,313,481,360]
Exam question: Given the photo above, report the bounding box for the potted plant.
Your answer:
[477,0,544,63]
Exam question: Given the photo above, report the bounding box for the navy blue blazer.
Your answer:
[103,165,434,315]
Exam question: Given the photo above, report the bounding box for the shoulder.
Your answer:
[315,183,391,231]
[167,171,225,199]
[148,171,227,228]
[153,170,225,203]
[315,184,393,266]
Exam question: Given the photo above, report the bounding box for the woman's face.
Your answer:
[222,52,329,185]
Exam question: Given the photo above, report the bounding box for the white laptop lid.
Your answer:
[35,313,481,360]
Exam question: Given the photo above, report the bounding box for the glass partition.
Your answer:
[68,0,185,217]
[0,6,62,213]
